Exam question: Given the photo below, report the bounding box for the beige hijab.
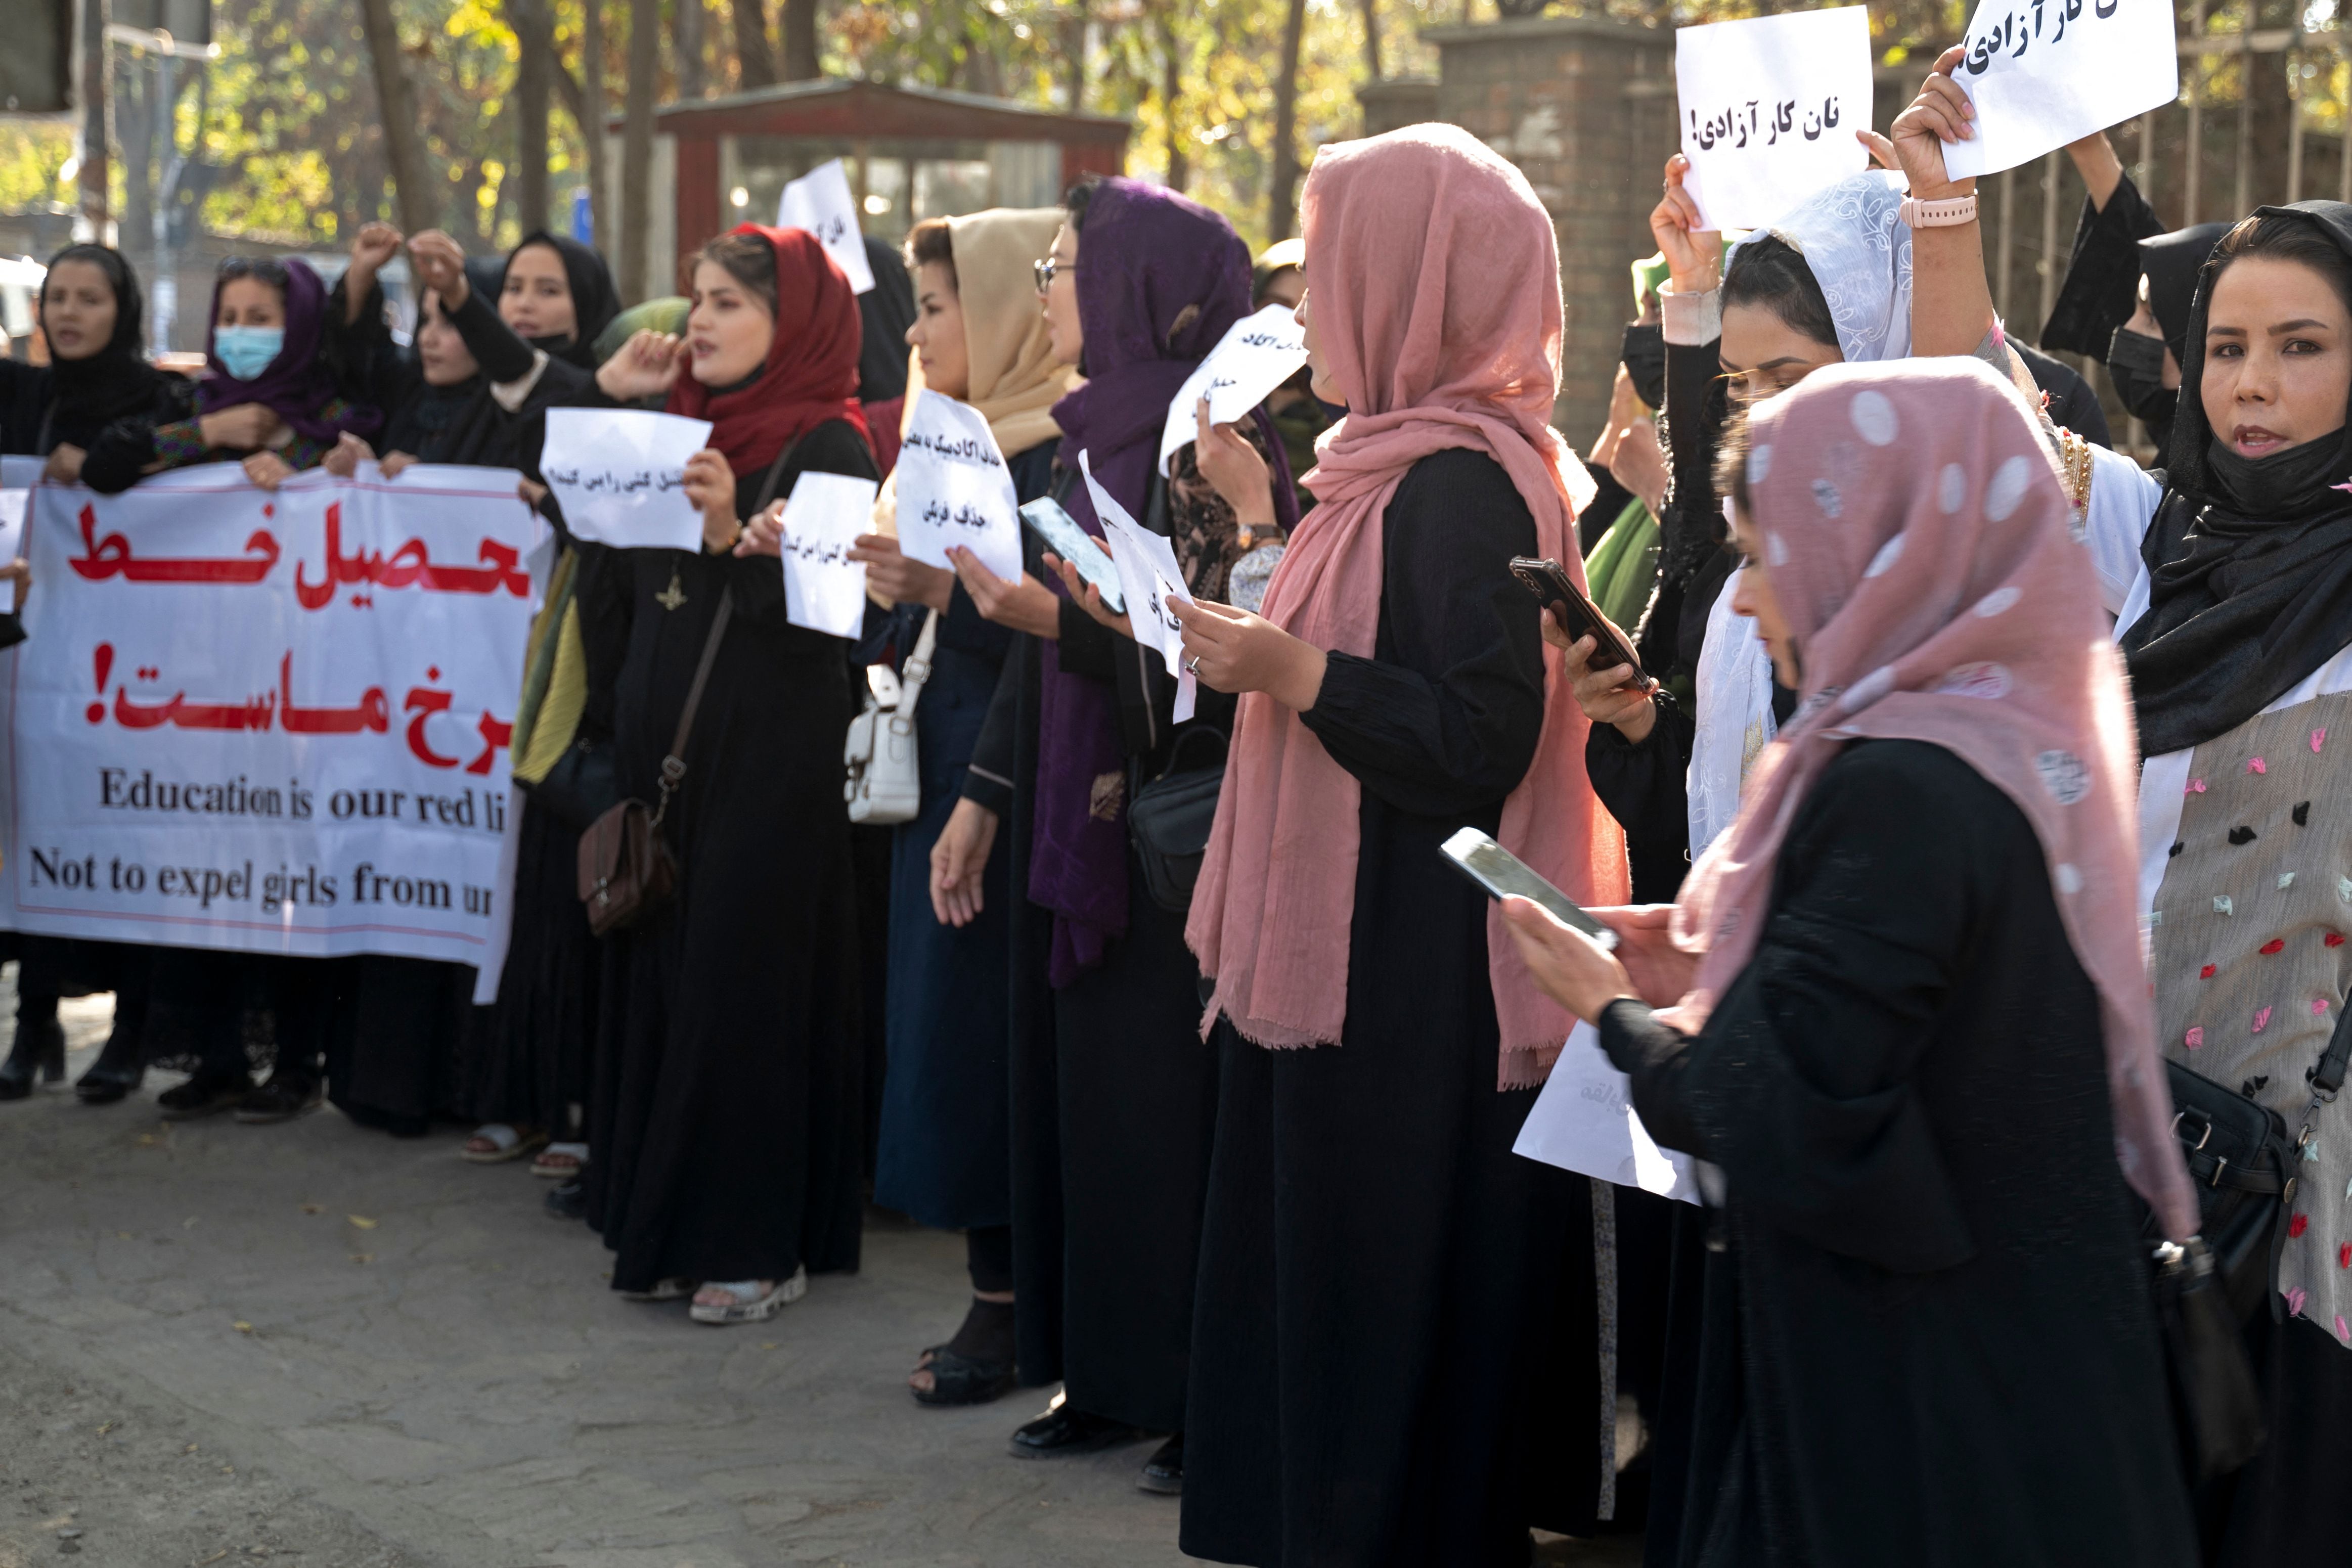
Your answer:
[872,207,1077,574]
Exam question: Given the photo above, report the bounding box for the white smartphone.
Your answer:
[1018,498,1126,613]
[1439,828,1618,950]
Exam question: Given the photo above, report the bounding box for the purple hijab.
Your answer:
[197,256,381,443]
[1032,178,1265,986]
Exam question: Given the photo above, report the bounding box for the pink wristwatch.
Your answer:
[1900,193,1979,229]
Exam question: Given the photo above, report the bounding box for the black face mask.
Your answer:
[2202,427,2352,521]
[2106,326,2173,422]
[1621,322,1667,412]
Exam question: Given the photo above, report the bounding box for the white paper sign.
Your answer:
[894,391,1025,584]
[777,471,879,639]
[2,463,534,966]
[1675,6,1874,232]
[777,159,877,295]
[540,408,714,551]
[1945,0,2179,178]
[1,453,37,564]
[1158,303,1311,478]
[1512,1022,1700,1203]
[1080,450,1197,726]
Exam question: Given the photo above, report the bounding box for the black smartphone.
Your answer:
[1508,555,1652,690]
[1439,828,1618,950]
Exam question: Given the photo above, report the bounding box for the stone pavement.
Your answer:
[0,978,1643,1568]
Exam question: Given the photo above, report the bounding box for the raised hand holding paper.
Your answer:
[776,159,877,294]
[540,408,713,550]
[1080,450,1197,725]
[1158,303,1310,478]
[895,390,1025,583]
[1018,497,1124,613]
[1944,0,2178,178]
[777,471,880,639]
[1674,6,1873,232]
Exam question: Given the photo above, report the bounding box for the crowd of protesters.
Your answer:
[3,40,2348,1567]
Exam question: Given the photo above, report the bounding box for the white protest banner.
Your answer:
[1944,0,2178,178]
[894,390,1025,584]
[778,471,880,639]
[1512,1022,1700,1203]
[1674,6,1874,232]
[2,463,535,967]
[1158,303,1311,478]
[1080,450,1197,725]
[540,407,714,550]
[777,159,877,295]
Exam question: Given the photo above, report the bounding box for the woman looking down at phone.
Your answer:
[1505,359,2197,1567]
[1172,123,1628,1563]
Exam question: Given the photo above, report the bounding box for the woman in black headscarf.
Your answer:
[0,244,186,1104]
[2102,222,2230,458]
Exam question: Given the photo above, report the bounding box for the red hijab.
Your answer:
[667,223,871,475]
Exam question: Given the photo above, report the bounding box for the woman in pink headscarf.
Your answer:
[1169,124,1628,1563]
[1505,357,2198,1565]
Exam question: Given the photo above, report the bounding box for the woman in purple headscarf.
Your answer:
[929,175,1294,1488]
[147,255,381,491]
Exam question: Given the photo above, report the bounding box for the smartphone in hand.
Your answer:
[1440,828,1618,951]
[1507,556,1653,691]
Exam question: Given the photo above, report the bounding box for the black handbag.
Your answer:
[2161,1057,2294,1322]
[1127,727,1228,913]
[527,735,620,831]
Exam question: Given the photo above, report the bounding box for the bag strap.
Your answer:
[651,588,733,827]
[893,610,942,728]
[750,430,806,514]
[2314,1001,2352,1099]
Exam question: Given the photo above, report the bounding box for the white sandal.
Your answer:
[688,1266,808,1324]
[462,1124,549,1164]
[531,1141,589,1178]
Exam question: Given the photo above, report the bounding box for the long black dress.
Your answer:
[583,419,877,1292]
[1600,740,2195,1568]
[1179,449,1587,1567]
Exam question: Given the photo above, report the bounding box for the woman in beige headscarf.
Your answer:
[850,207,1075,1408]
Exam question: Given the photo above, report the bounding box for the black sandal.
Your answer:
[912,1348,1016,1407]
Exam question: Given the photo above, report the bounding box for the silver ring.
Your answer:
[1185,654,1203,675]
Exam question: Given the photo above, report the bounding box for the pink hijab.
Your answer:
[1184,123,1626,1089]
[1670,357,2197,1239]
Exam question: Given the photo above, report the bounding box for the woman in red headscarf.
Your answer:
[581,225,879,1323]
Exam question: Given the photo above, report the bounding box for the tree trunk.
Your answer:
[510,0,552,234]
[1157,4,1187,193]
[78,0,111,235]
[359,0,435,234]
[580,0,610,248]
[780,0,820,81]
[730,0,776,88]
[1267,0,1310,241]
[620,0,658,302]
[1060,2,1087,114]
[676,0,707,98]
[1360,0,1383,80]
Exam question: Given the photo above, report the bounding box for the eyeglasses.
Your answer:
[1033,256,1076,294]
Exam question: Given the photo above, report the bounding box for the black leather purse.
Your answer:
[1127,727,1228,913]
[2161,1058,2294,1322]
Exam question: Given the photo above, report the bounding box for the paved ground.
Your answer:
[0,972,1643,1568]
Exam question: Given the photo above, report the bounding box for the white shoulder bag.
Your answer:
[844,609,937,825]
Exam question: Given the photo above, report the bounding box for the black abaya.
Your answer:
[1601,740,2196,1568]
[583,419,877,1292]
[1180,449,1584,1566]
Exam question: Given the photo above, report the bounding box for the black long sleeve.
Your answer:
[1596,741,1994,1276]
[1297,447,1544,818]
[2039,171,2162,358]
[79,375,196,494]
[962,633,1021,818]
[449,286,540,385]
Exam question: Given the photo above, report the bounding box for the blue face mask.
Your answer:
[214,325,283,381]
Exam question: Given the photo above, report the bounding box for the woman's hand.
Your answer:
[736,499,785,558]
[595,330,686,402]
[514,473,545,503]
[1193,396,1276,531]
[681,449,739,552]
[1546,609,1655,744]
[1649,154,1722,297]
[1589,905,1700,1009]
[1502,897,1639,1024]
[198,402,282,452]
[405,229,470,310]
[345,221,405,321]
[1,557,29,614]
[41,443,85,484]
[322,431,373,478]
[929,797,999,927]
[1610,413,1669,517]
[1866,43,1974,200]
[949,546,1061,638]
[242,451,295,491]
[1169,597,1326,711]
[851,532,953,610]
[1047,548,1131,638]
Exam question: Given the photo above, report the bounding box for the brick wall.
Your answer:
[1423,16,1680,451]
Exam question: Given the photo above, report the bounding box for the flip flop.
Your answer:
[530,1141,588,1178]
[689,1266,808,1324]
[462,1124,550,1164]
